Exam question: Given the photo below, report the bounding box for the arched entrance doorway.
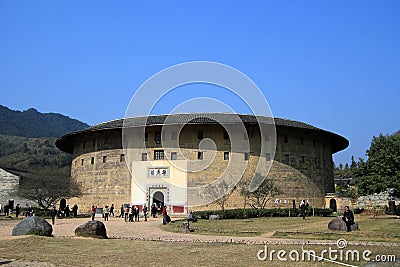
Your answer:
[153,191,164,209]
[329,199,337,212]
[60,198,66,211]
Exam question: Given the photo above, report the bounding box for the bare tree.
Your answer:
[238,178,250,211]
[206,179,233,211]
[17,170,81,209]
[248,178,281,209]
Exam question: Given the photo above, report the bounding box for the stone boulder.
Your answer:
[12,216,53,237]
[328,216,359,231]
[209,214,220,220]
[75,220,108,239]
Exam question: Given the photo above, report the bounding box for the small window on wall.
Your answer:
[244,153,249,161]
[284,135,289,143]
[266,153,271,161]
[120,154,125,162]
[315,158,320,168]
[197,131,203,140]
[102,156,107,163]
[223,131,229,140]
[224,152,229,160]
[283,154,289,164]
[171,152,177,160]
[92,140,96,147]
[144,133,148,142]
[300,137,304,145]
[301,156,305,164]
[154,150,164,160]
[171,131,177,140]
[81,159,84,166]
[141,153,147,161]
[83,142,86,149]
[91,157,95,165]
[155,131,161,144]
[198,151,204,160]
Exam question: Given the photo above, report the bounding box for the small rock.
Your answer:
[209,214,220,220]
[75,220,108,239]
[328,217,359,231]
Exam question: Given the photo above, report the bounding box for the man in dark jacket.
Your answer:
[15,204,20,218]
[50,206,57,225]
[300,200,306,220]
[342,206,354,232]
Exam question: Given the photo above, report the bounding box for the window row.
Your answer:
[281,154,331,168]
[283,135,326,148]
[142,150,273,162]
[78,137,112,150]
[146,131,272,143]
[76,154,125,167]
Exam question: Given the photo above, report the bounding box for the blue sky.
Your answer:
[1,1,399,165]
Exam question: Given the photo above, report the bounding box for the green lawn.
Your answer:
[163,215,400,242]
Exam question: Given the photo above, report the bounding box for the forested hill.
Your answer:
[0,105,89,138]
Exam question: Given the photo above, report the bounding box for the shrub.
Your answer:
[27,230,52,237]
[193,207,333,219]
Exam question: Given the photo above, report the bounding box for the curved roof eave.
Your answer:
[56,113,349,154]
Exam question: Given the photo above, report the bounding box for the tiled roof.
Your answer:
[56,113,348,154]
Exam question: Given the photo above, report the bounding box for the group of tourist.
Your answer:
[55,204,79,219]
[121,204,145,222]
[49,204,79,225]
[93,203,170,224]
[1,203,30,217]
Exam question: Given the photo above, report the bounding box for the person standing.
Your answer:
[64,205,70,218]
[104,205,109,221]
[129,206,135,222]
[50,206,57,225]
[143,205,148,222]
[91,206,96,221]
[162,205,167,225]
[135,206,140,222]
[4,204,9,217]
[15,204,20,218]
[151,204,157,218]
[120,204,124,218]
[342,206,355,232]
[72,204,78,218]
[110,204,115,217]
[300,200,306,220]
[124,205,130,222]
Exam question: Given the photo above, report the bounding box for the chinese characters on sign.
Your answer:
[148,167,170,178]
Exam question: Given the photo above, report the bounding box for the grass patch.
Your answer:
[0,236,398,266]
[163,215,400,242]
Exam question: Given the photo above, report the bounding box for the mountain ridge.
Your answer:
[0,105,89,138]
